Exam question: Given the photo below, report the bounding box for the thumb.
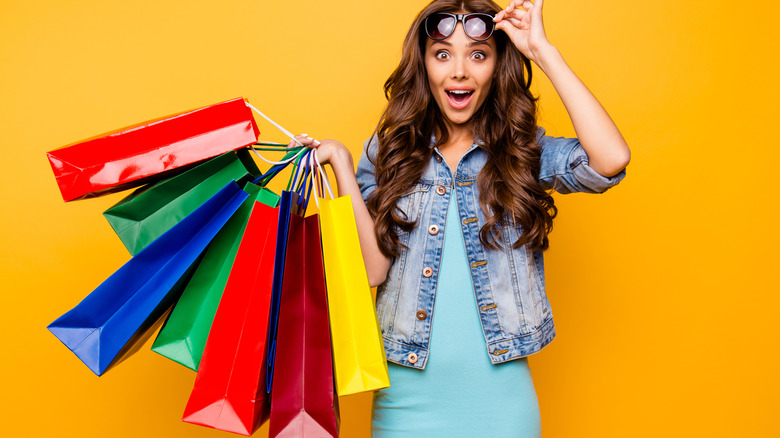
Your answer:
[533,0,544,20]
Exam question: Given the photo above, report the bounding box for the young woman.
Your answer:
[293,0,629,435]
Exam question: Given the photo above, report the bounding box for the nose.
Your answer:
[451,57,469,80]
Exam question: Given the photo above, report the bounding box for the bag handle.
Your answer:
[242,101,310,186]
[243,101,335,210]
[309,149,335,210]
[246,102,304,147]
[251,147,306,187]
[288,148,316,214]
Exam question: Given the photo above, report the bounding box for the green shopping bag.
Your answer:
[104,149,261,255]
[151,182,280,370]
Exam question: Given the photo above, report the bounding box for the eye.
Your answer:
[435,50,450,60]
[471,51,487,61]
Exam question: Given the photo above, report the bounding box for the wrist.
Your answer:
[328,143,354,172]
[532,43,561,74]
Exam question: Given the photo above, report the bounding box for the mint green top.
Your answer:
[371,192,542,438]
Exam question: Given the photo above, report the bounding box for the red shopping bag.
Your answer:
[182,200,279,436]
[47,97,259,201]
[268,214,339,437]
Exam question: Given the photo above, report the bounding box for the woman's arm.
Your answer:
[495,0,630,177]
[290,135,391,287]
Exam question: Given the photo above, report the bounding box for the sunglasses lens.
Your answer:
[426,14,456,40]
[464,15,493,40]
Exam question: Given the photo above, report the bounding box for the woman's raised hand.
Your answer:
[494,0,551,65]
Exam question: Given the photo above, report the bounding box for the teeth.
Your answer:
[448,90,472,95]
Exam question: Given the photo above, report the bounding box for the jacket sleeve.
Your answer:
[355,134,379,202]
[537,127,627,194]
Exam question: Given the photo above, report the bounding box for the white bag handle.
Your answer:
[309,149,335,210]
[245,102,304,146]
[245,101,311,165]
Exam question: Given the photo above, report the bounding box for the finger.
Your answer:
[495,20,513,35]
[504,17,527,29]
[495,20,524,36]
[493,10,504,22]
[506,1,516,13]
[532,0,544,20]
[505,8,529,21]
[289,134,315,148]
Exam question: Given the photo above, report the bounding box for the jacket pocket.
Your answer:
[395,183,430,225]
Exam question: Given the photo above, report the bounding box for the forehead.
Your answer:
[425,29,496,52]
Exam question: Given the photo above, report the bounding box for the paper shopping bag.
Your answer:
[319,195,390,395]
[47,97,259,201]
[182,199,280,436]
[269,214,339,437]
[47,182,248,376]
[151,182,279,370]
[265,189,303,394]
[156,149,302,371]
[104,148,262,255]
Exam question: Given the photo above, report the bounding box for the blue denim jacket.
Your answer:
[356,128,626,369]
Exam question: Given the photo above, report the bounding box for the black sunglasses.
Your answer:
[424,12,495,42]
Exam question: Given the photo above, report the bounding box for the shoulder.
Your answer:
[355,134,380,200]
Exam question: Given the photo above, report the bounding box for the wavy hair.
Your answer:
[368,0,557,257]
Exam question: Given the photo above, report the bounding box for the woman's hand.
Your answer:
[287,134,352,168]
[286,133,390,286]
[494,0,552,65]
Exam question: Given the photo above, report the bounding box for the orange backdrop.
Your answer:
[1,0,778,436]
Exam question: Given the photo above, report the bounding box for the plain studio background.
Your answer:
[1,0,778,436]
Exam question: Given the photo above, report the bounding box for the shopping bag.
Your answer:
[312,153,390,395]
[264,188,303,395]
[47,97,259,201]
[151,182,279,370]
[268,213,339,438]
[182,199,280,436]
[47,181,249,376]
[104,148,262,255]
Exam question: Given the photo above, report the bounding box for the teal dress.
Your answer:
[372,193,542,438]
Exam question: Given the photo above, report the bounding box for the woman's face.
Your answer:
[424,21,497,129]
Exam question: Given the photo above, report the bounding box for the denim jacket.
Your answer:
[356,128,626,369]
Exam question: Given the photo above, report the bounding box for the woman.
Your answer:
[295,0,629,435]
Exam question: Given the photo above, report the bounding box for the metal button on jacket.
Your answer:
[436,186,446,195]
[422,267,433,277]
[435,155,442,163]
[428,224,439,235]
[416,310,427,320]
[407,352,418,364]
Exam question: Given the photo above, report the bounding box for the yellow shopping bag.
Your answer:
[310,151,390,396]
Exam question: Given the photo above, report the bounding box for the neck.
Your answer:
[443,121,474,145]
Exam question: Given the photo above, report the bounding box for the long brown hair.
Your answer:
[368,0,557,257]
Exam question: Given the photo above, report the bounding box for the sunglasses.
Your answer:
[424,12,495,42]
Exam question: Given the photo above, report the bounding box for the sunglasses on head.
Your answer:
[424,12,495,42]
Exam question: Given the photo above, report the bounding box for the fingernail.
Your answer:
[306,136,314,141]
[301,133,308,137]
[313,139,321,146]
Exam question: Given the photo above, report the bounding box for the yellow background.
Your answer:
[1,0,778,436]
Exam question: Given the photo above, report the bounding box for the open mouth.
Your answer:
[445,89,474,109]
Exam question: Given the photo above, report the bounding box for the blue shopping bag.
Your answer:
[265,150,315,394]
[48,181,249,376]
